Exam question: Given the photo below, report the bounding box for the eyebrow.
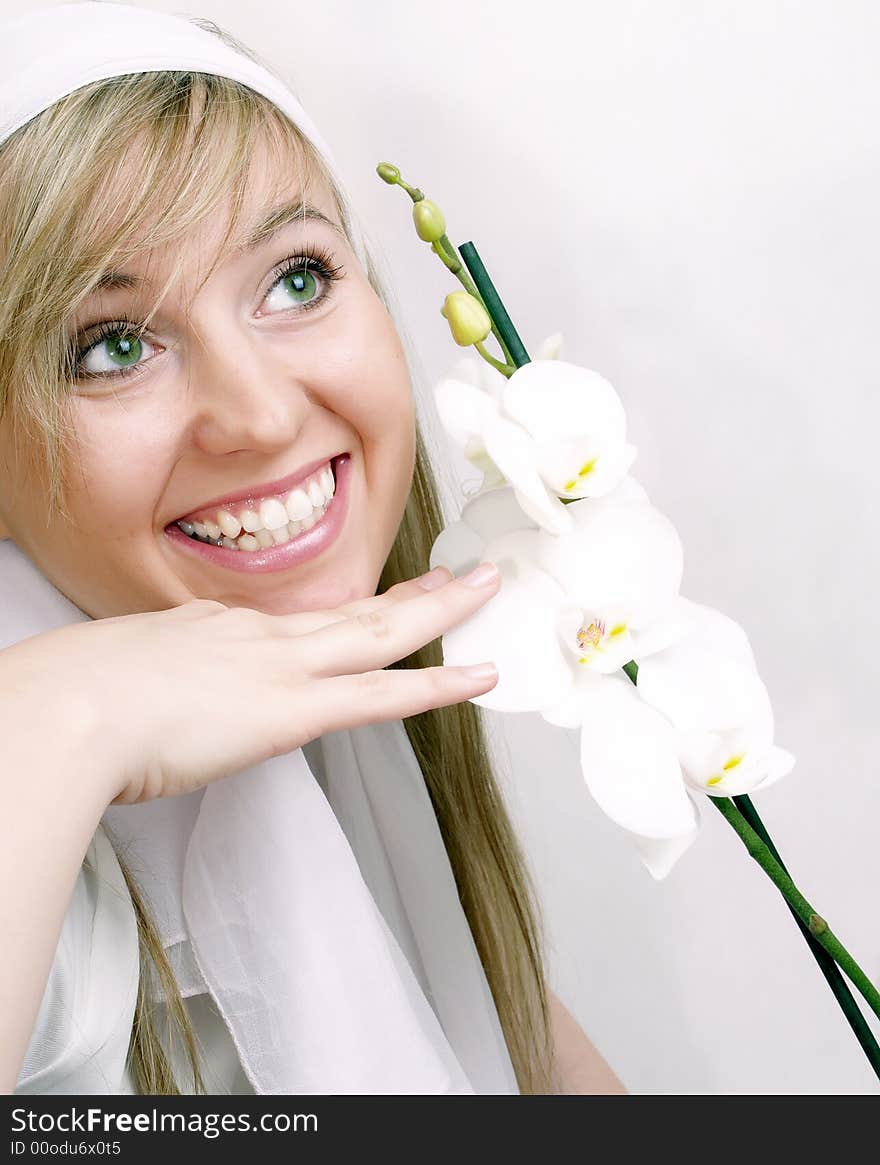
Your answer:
[91,200,345,292]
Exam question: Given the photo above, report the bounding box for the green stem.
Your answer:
[620,659,880,1076]
[458,241,531,369]
[733,794,880,1080]
[710,796,880,1024]
[474,340,515,377]
[430,238,515,365]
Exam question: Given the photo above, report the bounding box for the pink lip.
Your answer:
[164,453,351,574]
[171,453,342,522]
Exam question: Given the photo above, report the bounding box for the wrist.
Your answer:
[0,652,120,816]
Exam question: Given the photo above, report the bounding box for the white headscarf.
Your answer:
[1,1,519,1095]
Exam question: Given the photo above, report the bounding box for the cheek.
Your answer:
[332,307,415,451]
[64,402,176,535]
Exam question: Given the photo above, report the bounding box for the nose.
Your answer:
[185,324,313,457]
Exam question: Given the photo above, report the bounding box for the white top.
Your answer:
[1,541,520,1097]
[14,810,517,1095]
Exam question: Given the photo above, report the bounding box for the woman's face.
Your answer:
[0,137,416,618]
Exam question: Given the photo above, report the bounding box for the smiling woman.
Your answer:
[0,86,420,618]
[0,3,605,1099]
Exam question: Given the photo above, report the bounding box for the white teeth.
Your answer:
[259,498,289,531]
[307,479,324,508]
[285,488,312,521]
[180,462,337,549]
[217,509,242,539]
[240,508,262,533]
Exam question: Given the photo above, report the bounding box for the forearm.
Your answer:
[0,666,112,1092]
[547,987,627,1095]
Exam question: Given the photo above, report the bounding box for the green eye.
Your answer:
[73,324,151,383]
[104,333,143,368]
[283,268,318,303]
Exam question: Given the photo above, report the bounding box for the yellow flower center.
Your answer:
[564,457,598,492]
[706,754,745,787]
[575,619,628,664]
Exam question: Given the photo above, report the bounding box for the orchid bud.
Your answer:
[440,291,492,346]
[412,198,446,242]
[376,162,400,184]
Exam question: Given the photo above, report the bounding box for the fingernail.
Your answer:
[416,566,450,590]
[461,662,498,681]
[459,561,500,588]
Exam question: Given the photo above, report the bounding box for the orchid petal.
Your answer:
[502,361,627,445]
[535,332,564,360]
[577,678,696,837]
[536,497,684,627]
[480,414,574,535]
[632,797,701,880]
[536,439,638,499]
[458,486,537,542]
[441,533,572,712]
[434,376,500,448]
[511,484,573,536]
[557,604,637,675]
[636,642,768,735]
[447,355,508,403]
[669,598,757,671]
[749,746,797,793]
[629,597,699,659]
[429,519,486,576]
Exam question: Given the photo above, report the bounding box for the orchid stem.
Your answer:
[620,660,880,1077]
[459,241,530,369]
[710,795,880,1027]
[474,340,515,377]
[429,237,515,366]
[733,793,880,1079]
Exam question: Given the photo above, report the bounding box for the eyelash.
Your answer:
[68,243,346,385]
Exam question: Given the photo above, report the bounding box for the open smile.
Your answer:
[163,452,351,573]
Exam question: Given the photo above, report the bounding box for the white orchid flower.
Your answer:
[434,481,684,711]
[430,482,794,878]
[573,669,702,878]
[436,531,701,875]
[634,602,797,799]
[433,338,637,536]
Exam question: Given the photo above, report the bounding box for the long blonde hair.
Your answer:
[0,20,558,1094]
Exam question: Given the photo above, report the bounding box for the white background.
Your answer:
[9,0,880,1093]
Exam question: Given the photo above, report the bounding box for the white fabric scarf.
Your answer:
[0,2,519,1095]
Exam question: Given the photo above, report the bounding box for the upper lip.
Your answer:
[171,453,341,523]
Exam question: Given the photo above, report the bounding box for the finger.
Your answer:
[258,566,455,638]
[332,566,453,619]
[302,662,499,736]
[298,563,502,678]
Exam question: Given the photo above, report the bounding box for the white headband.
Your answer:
[0,0,369,269]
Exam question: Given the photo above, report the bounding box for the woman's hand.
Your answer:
[2,563,501,806]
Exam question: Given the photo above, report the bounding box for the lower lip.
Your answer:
[164,453,351,574]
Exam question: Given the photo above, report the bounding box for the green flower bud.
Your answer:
[440,291,492,346]
[412,198,446,242]
[376,162,400,184]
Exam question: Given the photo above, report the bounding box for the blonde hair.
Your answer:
[0,21,558,1094]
